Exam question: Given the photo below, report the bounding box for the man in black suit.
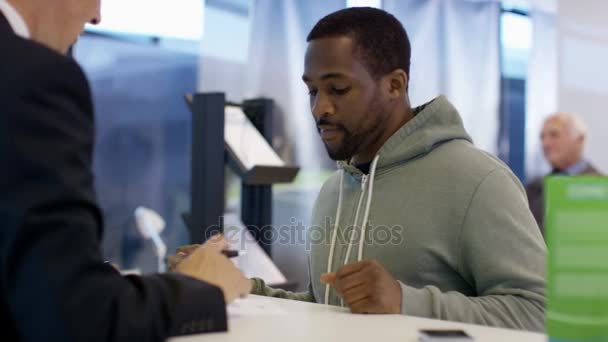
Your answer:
[0,0,251,341]
[526,112,601,236]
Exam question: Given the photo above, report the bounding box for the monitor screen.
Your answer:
[85,0,205,41]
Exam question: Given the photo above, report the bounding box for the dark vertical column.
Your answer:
[241,98,274,256]
[189,93,226,243]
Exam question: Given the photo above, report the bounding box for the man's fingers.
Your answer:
[166,254,188,271]
[335,260,371,279]
[202,234,228,252]
[320,272,336,285]
[349,297,373,314]
[341,283,370,306]
[176,244,199,255]
[334,268,370,294]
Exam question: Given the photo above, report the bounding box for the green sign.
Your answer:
[545,176,608,342]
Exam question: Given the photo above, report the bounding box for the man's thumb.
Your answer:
[320,272,336,285]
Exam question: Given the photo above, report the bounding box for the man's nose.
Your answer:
[311,93,334,120]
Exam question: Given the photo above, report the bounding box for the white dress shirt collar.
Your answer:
[0,0,30,38]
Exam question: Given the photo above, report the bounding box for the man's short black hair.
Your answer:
[307,7,411,80]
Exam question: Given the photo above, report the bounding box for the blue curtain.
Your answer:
[525,9,557,179]
[384,0,501,154]
[244,0,345,170]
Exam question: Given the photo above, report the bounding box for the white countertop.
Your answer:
[170,295,547,342]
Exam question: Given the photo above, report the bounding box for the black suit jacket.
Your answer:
[526,162,601,237]
[0,14,226,341]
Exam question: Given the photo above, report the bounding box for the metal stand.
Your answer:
[183,93,298,254]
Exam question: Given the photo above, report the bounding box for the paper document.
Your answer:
[227,296,287,319]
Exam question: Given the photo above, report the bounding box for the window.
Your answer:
[498,3,532,183]
[85,0,205,41]
[347,0,382,9]
[200,0,252,63]
[501,11,533,79]
[84,0,253,62]
[75,0,258,271]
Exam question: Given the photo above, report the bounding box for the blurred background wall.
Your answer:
[556,0,608,172]
[72,0,604,291]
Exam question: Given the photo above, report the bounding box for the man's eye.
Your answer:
[308,89,318,96]
[331,87,350,95]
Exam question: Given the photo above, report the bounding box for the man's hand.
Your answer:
[167,244,199,271]
[320,259,402,314]
[175,235,251,303]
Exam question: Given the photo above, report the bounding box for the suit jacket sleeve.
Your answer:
[0,55,226,341]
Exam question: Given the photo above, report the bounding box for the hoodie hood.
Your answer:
[339,95,472,174]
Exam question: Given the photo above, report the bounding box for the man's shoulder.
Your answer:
[0,30,85,86]
[582,162,603,176]
[429,139,513,181]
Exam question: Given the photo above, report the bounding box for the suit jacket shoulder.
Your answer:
[0,26,88,87]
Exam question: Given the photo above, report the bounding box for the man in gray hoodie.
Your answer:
[251,7,546,332]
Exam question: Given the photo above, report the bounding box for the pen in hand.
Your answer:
[222,250,246,258]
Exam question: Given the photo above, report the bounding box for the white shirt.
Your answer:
[0,0,30,38]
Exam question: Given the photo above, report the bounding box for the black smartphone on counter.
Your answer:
[418,329,473,342]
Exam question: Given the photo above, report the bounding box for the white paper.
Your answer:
[227,296,287,319]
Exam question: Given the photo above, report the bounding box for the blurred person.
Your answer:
[0,0,250,341]
[174,7,546,332]
[526,112,601,235]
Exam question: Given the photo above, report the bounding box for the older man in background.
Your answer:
[526,112,601,236]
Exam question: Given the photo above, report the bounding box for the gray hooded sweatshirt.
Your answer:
[251,96,546,332]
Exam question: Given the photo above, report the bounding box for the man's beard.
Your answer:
[321,99,385,161]
[324,128,363,161]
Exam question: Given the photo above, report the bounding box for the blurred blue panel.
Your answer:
[75,36,198,272]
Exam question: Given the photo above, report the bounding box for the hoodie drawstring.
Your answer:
[357,156,379,261]
[324,155,380,305]
[324,169,344,305]
[342,173,368,270]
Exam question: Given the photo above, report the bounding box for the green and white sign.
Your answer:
[546,176,608,342]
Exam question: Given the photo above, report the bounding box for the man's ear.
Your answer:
[385,69,408,99]
[577,134,586,145]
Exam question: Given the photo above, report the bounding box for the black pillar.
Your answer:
[188,93,226,243]
[241,98,274,256]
